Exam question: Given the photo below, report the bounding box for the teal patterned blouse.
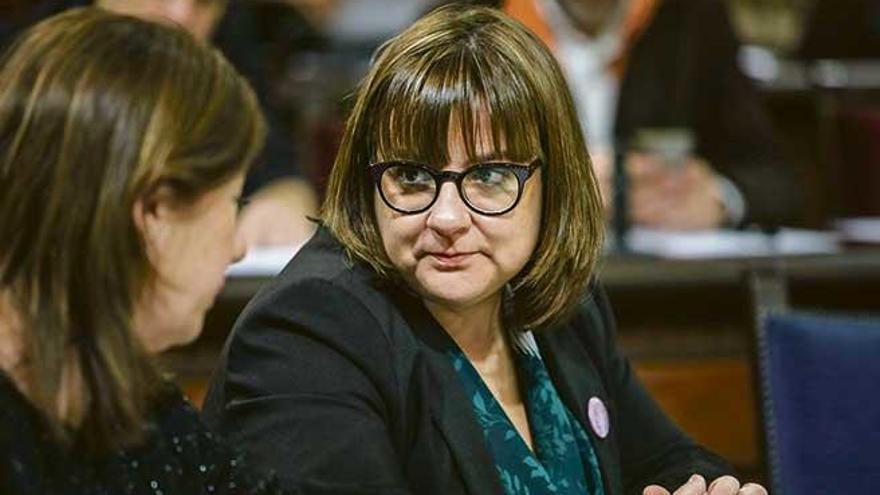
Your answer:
[448,331,605,495]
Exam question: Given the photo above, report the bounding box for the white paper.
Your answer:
[625,228,841,259]
[835,217,880,244]
[226,244,302,277]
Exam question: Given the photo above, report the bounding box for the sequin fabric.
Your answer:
[0,373,290,495]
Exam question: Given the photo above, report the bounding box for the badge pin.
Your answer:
[587,396,610,439]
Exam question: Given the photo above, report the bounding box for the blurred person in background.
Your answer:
[0,8,295,494]
[1,0,319,248]
[99,0,320,247]
[505,0,803,230]
[202,5,768,494]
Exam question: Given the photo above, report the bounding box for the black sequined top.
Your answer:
[0,372,291,495]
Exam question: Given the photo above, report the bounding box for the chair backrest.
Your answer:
[757,312,880,494]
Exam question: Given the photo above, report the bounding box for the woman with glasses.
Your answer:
[204,5,764,495]
[0,8,296,494]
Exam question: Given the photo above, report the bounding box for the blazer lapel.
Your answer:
[390,287,504,495]
[537,325,624,495]
[427,350,504,495]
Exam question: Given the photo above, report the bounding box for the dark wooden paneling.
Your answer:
[634,358,760,472]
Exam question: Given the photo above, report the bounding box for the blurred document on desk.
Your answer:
[227,244,302,277]
[835,217,880,244]
[626,228,840,259]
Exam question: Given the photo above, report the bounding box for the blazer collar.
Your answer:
[390,288,504,495]
[536,324,623,495]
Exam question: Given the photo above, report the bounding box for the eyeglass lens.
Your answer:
[380,163,521,213]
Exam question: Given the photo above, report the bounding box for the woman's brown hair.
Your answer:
[0,8,265,451]
[322,4,604,330]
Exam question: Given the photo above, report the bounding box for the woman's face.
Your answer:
[134,172,246,353]
[375,126,542,313]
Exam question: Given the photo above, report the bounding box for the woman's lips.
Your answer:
[426,252,476,269]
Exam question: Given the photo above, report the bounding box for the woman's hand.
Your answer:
[627,154,727,230]
[643,474,768,495]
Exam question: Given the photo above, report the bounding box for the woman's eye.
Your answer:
[392,167,432,185]
[470,167,507,185]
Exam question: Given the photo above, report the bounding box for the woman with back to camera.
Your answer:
[0,8,294,494]
[203,5,768,495]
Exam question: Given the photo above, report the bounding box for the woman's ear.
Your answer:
[132,187,175,264]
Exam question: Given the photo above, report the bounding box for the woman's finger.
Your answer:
[673,474,707,495]
[643,485,671,495]
[739,483,769,495]
[707,475,740,494]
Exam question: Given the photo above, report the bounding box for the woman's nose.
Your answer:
[425,182,471,236]
[231,228,247,264]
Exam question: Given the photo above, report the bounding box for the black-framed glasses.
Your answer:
[369,158,541,216]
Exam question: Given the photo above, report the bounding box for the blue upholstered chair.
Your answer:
[757,312,880,494]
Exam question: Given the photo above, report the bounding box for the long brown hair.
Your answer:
[322,4,604,330]
[0,8,266,451]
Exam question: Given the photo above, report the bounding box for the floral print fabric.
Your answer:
[448,331,604,495]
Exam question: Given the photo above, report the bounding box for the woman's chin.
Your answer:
[415,278,499,312]
[139,315,205,354]
[176,319,205,347]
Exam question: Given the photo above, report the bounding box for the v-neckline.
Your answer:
[453,342,537,456]
[447,333,603,495]
[463,329,537,453]
[388,284,605,495]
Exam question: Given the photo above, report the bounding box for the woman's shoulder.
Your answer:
[0,368,39,430]
[0,370,50,494]
[277,226,360,283]
[0,379,289,495]
[238,227,405,341]
[138,385,288,494]
[563,281,615,336]
[538,281,617,360]
[254,227,388,312]
[226,227,414,372]
[110,385,288,494]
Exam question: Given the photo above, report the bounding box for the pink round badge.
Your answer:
[587,396,610,439]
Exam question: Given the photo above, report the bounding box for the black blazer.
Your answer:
[202,228,732,494]
[615,0,802,226]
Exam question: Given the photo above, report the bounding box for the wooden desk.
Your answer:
[165,249,880,481]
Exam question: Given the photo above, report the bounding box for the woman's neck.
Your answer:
[425,294,506,363]
[426,293,533,448]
